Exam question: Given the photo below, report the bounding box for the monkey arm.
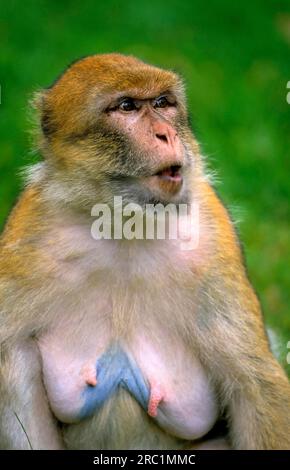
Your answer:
[0,188,65,448]
[194,272,290,449]
[0,338,64,449]
[192,183,290,449]
[0,186,64,449]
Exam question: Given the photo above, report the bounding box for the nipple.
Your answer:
[148,381,165,417]
[81,363,97,387]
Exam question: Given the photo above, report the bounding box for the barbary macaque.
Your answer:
[0,53,289,450]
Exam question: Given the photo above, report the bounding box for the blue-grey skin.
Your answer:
[79,343,150,419]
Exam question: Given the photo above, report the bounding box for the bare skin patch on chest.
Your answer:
[79,343,164,420]
[39,322,219,441]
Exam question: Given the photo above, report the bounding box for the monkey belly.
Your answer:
[39,338,219,442]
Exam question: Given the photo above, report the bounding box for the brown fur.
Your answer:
[0,54,289,449]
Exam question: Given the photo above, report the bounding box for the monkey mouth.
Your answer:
[154,164,183,183]
[141,164,183,197]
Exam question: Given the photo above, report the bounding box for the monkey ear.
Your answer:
[30,90,56,138]
[28,90,56,158]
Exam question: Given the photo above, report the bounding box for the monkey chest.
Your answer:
[38,307,219,443]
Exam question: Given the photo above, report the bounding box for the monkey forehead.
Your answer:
[37,54,186,137]
[47,54,184,102]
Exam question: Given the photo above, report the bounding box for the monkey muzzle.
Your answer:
[143,163,184,197]
[155,164,183,183]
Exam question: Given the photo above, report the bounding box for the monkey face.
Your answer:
[100,93,195,206]
[37,54,199,207]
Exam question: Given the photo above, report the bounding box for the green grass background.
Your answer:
[1,1,290,369]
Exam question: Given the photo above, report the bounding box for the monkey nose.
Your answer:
[153,122,178,149]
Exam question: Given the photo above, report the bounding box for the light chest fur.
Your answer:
[36,217,219,449]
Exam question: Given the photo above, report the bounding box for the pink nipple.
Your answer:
[148,382,165,417]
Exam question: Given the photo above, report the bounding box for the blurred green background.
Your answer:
[1,1,289,368]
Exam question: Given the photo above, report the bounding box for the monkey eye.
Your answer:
[153,96,171,109]
[118,98,138,112]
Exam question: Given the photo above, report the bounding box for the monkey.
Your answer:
[0,53,289,450]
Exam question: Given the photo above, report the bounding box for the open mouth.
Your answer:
[155,164,183,183]
[140,163,184,197]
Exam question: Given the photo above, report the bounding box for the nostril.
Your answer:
[156,133,168,143]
